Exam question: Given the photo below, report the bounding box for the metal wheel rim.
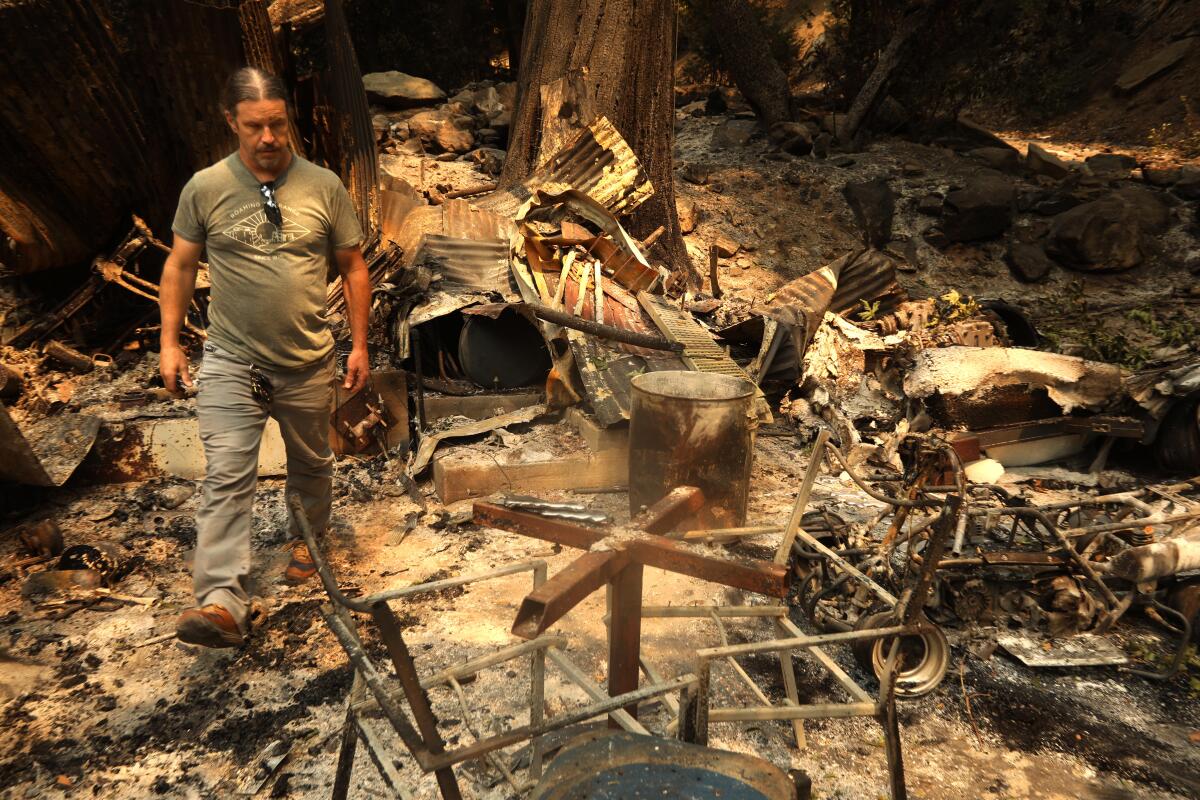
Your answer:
[870,624,950,698]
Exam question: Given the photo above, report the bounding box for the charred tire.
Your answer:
[851,612,950,699]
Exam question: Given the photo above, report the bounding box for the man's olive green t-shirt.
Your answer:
[172,153,364,369]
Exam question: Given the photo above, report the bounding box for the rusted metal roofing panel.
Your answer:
[556,271,662,357]
[830,249,901,314]
[414,234,515,296]
[443,198,509,241]
[757,249,900,335]
[476,117,654,220]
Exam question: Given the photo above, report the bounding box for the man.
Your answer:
[159,67,371,648]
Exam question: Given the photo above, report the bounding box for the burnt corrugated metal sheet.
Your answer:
[477,117,653,220]
[760,249,900,321]
[556,269,661,357]
[831,249,902,314]
[391,200,513,264]
[443,199,509,241]
[415,234,515,295]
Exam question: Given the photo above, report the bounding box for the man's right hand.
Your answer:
[160,345,194,395]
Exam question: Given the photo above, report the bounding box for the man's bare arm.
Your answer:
[335,245,371,393]
[159,237,204,393]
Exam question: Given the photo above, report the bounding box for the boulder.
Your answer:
[930,115,1020,154]
[436,123,474,154]
[1112,186,1170,231]
[768,121,814,156]
[711,118,758,149]
[488,108,512,135]
[407,109,474,154]
[941,175,1016,242]
[842,177,894,248]
[406,109,448,141]
[371,113,390,143]
[680,162,713,185]
[677,198,699,234]
[1085,153,1138,180]
[1026,188,1086,217]
[472,86,503,117]
[495,82,518,112]
[362,71,447,109]
[448,88,474,107]
[714,235,740,258]
[969,147,1021,174]
[1114,39,1192,95]
[916,194,943,216]
[1143,166,1182,187]
[1174,166,1200,201]
[1006,241,1056,283]
[1026,143,1072,180]
[1047,188,1168,271]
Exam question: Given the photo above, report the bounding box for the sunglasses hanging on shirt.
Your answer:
[259,181,283,227]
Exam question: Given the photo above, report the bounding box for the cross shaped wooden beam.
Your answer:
[473,487,791,720]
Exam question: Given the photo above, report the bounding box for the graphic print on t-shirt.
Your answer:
[221,206,312,255]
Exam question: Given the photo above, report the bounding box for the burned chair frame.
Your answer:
[288,494,696,800]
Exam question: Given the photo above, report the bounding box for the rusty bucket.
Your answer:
[628,371,756,528]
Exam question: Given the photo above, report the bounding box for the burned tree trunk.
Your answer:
[694,0,793,130]
[0,0,244,274]
[499,0,696,284]
[838,2,934,146]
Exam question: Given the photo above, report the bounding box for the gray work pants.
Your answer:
[193,343,334,627]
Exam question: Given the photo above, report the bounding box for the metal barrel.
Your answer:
[628,371,756,528]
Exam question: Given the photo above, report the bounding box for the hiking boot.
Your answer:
[175,604,245,648]
[283,541,317,585]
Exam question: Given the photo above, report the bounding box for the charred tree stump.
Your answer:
[499,0,697,285]
[694,0,794,130]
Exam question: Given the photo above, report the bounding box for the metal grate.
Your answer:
[637,293,772,422]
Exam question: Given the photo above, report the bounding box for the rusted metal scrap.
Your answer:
[794,436,1200,681]
[6,217,207,349]
[0,403,101,488]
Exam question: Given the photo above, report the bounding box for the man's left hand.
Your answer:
[343,348,370,394]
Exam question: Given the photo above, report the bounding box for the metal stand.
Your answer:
[290,494,694,799]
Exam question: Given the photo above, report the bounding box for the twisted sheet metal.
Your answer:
[414,234,515,296]
[476,117,654,220]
